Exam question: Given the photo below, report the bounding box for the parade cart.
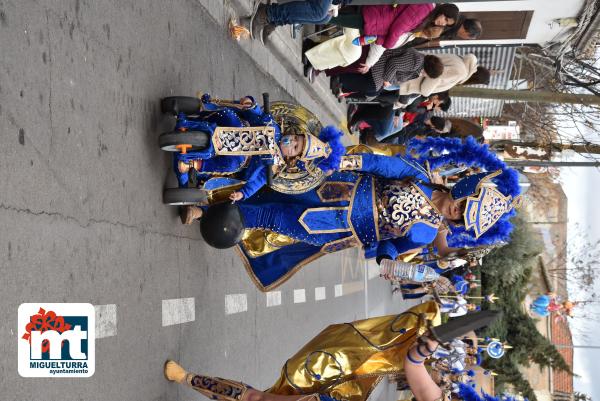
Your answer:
[158,93,329,206]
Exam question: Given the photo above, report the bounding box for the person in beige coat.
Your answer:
[305,26,443,72]
[397,53,489,97]
[304,28,363,71]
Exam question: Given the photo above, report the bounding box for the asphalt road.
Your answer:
[0,1,412,400]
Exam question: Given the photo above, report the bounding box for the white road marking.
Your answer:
[266,291,282,307]
[162,298,195,326]
[95,304,117,338]
[293,289,306,303]
[225,294,248,315]
[315,287,326,301]
[334,284,343,297]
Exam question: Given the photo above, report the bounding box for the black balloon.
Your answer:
[200,203,245,249]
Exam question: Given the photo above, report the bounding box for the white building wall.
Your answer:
[443,0,586,46]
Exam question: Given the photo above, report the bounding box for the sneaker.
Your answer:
[307,66,316,83]
[348,121,360,135]
[303,63,311,78]
[242,1,259,39]
[238,16,251,29]
[250,3,269,40]
[261,23,276,45]
[291,23,302,40]
[347,103,357,117]
[179,206,203,225]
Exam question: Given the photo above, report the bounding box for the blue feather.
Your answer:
[405,136,520,247]
[457,383,515,401]
[317,126,346,173]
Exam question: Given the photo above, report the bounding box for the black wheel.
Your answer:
[161,96,202,115]
[158,131,210,152]
[163,188,208,206]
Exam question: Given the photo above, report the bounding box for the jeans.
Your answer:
[375,120,403,142]
[310,14,332,25]
[267,0,332,26]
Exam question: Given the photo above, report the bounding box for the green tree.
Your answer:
[477,217,572,400]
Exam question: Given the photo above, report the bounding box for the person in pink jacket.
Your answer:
[329,3,459,50]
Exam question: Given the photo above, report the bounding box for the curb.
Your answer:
[198,0,347,127]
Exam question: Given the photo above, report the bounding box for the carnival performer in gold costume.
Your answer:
[266,301,440,401]
[164,302,497,401]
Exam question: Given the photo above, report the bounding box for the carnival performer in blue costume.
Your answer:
[173,94,346,224]
[452,275,478,295]
[396,274,454,300]
[173,96,265,181]
[530,294,552,317]
[234,139,522,291]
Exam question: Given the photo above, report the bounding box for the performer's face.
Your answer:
[442,196,466,223]
[280,134,305,157]
[439,194,466,224]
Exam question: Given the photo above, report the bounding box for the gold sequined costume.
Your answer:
[267,301,441,401]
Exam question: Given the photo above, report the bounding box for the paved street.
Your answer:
[0,1,413,400]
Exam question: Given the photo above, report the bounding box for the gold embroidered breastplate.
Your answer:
[212,126,282,161]
[376,181,442,241]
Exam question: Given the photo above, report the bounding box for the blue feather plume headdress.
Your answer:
[314,125,346,173]
[406,136,521,248]
[457,383,516,401]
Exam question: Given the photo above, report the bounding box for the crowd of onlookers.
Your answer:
[237,0,490,145]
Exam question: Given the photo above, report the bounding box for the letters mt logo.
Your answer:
[18,303,95,377]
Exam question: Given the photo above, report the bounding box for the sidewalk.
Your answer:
[198,0,347,128]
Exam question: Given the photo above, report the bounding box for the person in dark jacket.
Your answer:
[442,17,483,40]
[350,93,450,144]
[403,91,451,121]
[332,49,444,98]
[381,115,451,145]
